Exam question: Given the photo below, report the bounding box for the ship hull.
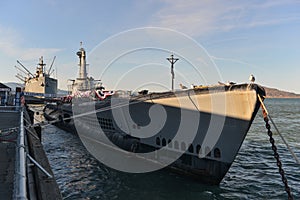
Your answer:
[44,83,265,184]
[25,76,57,97]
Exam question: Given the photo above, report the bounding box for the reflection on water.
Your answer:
[42,99,300,199]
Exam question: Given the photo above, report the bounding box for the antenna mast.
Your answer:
[166,54,179,91]
[38,56,46,73]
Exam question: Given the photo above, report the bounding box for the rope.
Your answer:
[16,97,148,132]
[1,91,180,131]
[0,127,18,143]
[41,99,144,128]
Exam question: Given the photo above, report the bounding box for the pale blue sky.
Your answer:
[0,0,299,93]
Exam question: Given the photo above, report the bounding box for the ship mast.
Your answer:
[74,42,89,91]
[77,42,87,80]
[38,56,46,76]
[167,54,179,92]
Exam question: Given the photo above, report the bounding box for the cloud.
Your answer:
[151,0,300,37]
[210,55,260,69]
[151,0,229,36]
[0,25,62,61]
[19,48,62,61]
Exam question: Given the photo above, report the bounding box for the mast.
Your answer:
[38,56,46,75]
[48,56,56,75]
[76,43,87,80]
[74,42,89,91]
[166,54,179,92]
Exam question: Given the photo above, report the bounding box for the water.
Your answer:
[41,99,300,199]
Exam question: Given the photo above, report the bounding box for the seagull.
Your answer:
[249,74,255,83]
[179,83,188,89]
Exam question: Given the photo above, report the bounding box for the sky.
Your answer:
[0,0,299,93]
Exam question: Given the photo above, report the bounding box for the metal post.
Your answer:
[15,87,21,110]
[166,54,179,92]
[4,90,7,105]
[27,154,53,179]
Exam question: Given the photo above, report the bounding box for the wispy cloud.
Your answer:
[151,0,300,37]
[0,25,62,61]
[210,55,260,69]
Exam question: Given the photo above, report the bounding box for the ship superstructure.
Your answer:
[68,45,96,95]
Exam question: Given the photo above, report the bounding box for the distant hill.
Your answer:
[3,82,24,91]
[263,86,300,98]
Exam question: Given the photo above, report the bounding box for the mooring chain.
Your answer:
[261,108,293,200]
[264,115,293,199]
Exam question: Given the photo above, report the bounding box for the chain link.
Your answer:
[262,108,293,200]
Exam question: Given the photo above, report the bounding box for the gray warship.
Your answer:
[16,56,57,98]
[44,46,265,184]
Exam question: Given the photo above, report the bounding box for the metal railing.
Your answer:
[13,109,27,200]
[0,106,20,112]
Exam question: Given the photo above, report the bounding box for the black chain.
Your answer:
[262,109,293,200]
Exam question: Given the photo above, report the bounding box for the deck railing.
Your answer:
[13,109,27,200]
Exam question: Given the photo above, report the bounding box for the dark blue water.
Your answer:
[42,98,300,199]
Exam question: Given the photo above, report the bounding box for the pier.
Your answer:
[0,102,61,199]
